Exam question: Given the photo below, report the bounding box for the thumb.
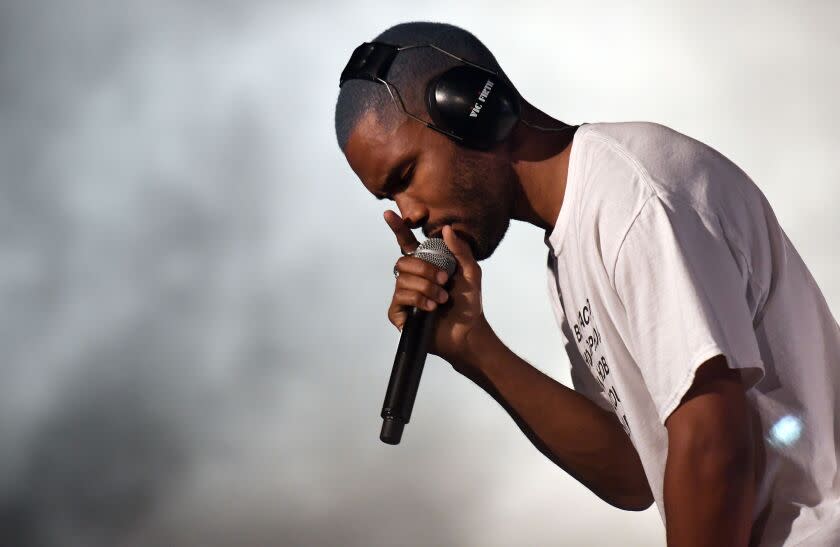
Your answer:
[442,225,476,270]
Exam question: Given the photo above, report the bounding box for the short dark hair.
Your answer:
[334,22,515,152]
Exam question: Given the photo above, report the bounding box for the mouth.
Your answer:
[425,223,463,241]
[424,225,447,240]
[426,225,478,256]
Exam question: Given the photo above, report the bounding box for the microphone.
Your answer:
[380,237,457,445]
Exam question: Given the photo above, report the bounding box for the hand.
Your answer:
[384,210,492,373]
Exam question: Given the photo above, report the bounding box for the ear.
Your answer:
[426,65,520,150]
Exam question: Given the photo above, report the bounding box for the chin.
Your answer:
[447,215,509,262]
[471,234,499,262]
[473,244,497,262]
[473,221,510,262]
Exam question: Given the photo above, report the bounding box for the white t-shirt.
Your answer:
[544,122,840,546]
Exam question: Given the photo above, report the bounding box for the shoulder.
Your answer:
[567,123,662,219]
[564,124,661,278]
[577,121,754,215]
[571,121,690,193]
[567,122,742,281]
[576,121,687,154]
[577,121,728,174]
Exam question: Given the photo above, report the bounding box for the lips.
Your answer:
[425,223,465,241]
[426,225,478,256]
[424,226,448,240]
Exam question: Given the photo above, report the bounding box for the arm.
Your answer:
[607,196,767,543]
[663,355,756,547]
[384,214,652,511]
[459,323,654,511]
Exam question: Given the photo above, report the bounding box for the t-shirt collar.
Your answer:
[544,124,588,257]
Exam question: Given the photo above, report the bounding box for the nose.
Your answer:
[394,193,429,231]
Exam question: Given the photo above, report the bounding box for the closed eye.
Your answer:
[398,163,415,191]
[376,162,414,201]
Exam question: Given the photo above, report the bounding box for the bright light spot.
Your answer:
[768,415,803,448]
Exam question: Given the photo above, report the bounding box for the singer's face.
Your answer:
[344,110,516,261]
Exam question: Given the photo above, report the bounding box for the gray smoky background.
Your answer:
[0,1,837,546]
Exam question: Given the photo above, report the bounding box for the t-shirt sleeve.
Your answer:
[612,195,765,424]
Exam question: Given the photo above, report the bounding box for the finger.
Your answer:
[443,225,479,278]
[389,289,437,325]
[395,273,449,304]
[394,288,438,311]
[383,210,419,254]
[394,256,450,285]
[390,306,407,332]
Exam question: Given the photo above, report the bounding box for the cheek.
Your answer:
[470,160,508,202]
[445,151,511,216]
[449,156,485,198]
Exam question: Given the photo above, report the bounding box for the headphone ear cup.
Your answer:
[426,65,520,149]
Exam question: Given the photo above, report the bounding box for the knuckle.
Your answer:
[398,290,415,307]
[389,312,405,330]
[412,257,429,269]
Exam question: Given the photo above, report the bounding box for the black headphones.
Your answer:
[339,42,522,150]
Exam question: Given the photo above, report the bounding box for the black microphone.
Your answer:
[380,238,457,445]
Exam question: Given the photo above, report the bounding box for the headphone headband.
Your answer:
[339,42,399,87]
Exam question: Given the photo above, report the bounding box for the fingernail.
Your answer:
[437,271,448,284]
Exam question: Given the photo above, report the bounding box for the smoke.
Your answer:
[0,2,470,545]
[0,359,187,547]
[0,2,287,545]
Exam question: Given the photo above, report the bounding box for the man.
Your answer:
[335,21,840,546]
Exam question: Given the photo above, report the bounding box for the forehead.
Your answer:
[344,111,415,192]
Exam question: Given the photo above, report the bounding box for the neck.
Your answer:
[508,106,578,232]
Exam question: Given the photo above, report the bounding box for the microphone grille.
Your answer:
[414,238,457,276]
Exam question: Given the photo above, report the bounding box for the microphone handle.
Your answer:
[380,306,437,445]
